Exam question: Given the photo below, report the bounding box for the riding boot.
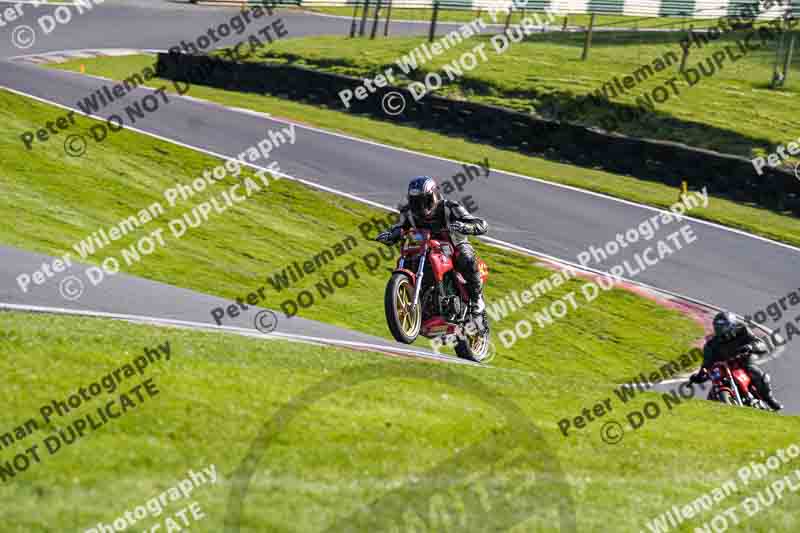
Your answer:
[466,286,488,334]
[751,368,783,411]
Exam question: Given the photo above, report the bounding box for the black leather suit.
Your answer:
[700,325,777,404]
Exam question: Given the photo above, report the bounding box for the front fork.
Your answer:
[410,248,427,312]
[725,368,745,405]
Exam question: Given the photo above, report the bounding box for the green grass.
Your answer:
[295,6,720,29]
[44,55,800,249]
[1,311,798,532]
[0,87,706,379]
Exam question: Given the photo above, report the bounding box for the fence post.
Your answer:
[383,0,393,36]
[349,0,360,37]
[359,0,371,37]
[782,30,796,83]
[770,17,788,87]
[429,0,440,43]
[370,0,382,39]
[581,13,596,61]
[679,27,692,72]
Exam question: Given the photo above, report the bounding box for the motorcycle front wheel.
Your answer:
[385,273,422,344]
[717,390,735,405]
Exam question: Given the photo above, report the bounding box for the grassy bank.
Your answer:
[0,87,704,378]
[44,55,800,248]
[0,312,798,532]
[295,6,720,29]
[221,25,800,162]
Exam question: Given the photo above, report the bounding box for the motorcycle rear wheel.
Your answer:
[385,273,421,344]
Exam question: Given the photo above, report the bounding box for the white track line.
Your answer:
[0,1,82,4]
[272,117,800,255]
[0,302,476,364]
[5,58,798,257]
[6,48,165,62]
[0,83,396,212]
[0,79,787,346]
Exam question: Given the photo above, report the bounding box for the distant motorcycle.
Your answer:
[703,353,770,410]
[380,228,491,362]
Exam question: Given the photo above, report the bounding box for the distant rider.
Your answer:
[376,176,488,327]
[690,311,782,411]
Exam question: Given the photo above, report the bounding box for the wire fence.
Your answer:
[204,0,798,88]
[313,0,797,87]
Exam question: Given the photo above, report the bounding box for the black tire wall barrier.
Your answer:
[156,52,800,215]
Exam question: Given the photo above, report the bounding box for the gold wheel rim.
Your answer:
[467,326,488,355]
[395,279,419,335]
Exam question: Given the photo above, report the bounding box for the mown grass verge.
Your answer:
[1,87,702,379]
[0,311,798,532]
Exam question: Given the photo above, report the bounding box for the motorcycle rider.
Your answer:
[376,176,488,328]
[690,311,783,411]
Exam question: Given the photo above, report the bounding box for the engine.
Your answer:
[439,274,463,321]
[420,271,463,323]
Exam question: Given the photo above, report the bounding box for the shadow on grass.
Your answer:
[246,28,798,160]
[195,30,800,216]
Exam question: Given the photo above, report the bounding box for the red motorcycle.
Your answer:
[382,228,491,362]
[706,354,769,410]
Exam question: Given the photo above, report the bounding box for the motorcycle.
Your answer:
[380,228,491,362]
[705,353,770,410]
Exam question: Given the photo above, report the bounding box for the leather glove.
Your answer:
[449,221,469,234]
[689,370,708,384]
[737,344,754,357]
[376,231,395,245]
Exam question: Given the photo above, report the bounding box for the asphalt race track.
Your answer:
[1,1,798,410]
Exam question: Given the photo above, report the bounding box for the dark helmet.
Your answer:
[713,311,740,338]
[407,176,442,221]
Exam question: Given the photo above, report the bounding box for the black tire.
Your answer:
[455,334,491,362]
[384,273,421,344]
[455,316,491,362]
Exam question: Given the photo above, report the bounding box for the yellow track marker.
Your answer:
[678,180,688,203]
